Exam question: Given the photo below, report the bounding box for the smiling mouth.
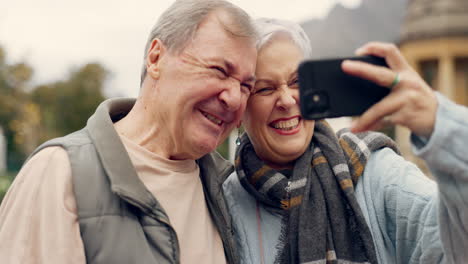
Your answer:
[270,117,300,131]
[201,110,223,126]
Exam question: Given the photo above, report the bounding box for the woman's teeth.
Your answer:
[271,117,299,130]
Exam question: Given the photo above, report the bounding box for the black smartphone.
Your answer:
[298,55,390,120]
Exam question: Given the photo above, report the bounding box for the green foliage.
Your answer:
[0,46,34,170]
[0,45,108,171]
[31,63,107,139]
[58,63,107,134]
[216,139,229,159]
[0,171,15,204]
[216,128,243,160]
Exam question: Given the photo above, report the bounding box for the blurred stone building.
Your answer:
[398,0,468,168]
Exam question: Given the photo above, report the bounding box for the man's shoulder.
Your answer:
[41,129,93,149]
[198,151,233,174]
[28,146,71,167]
[26,129,97,171]
[29,129,89,156]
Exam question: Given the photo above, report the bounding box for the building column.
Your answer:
[438,55,456,99]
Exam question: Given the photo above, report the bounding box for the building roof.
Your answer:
[400,0,468,43]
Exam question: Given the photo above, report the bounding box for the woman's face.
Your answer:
[243,36,315,167]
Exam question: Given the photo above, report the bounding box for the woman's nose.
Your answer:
[276,87,297,110]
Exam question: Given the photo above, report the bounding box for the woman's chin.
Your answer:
[261,149,304,168]
[275,143,308,158]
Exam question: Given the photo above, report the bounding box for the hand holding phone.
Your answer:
[298,56,390,120]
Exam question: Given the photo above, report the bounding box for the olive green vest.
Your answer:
[30,98,238,264]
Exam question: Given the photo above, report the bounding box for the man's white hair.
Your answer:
[254,18,312,58]
[140,0,257,85]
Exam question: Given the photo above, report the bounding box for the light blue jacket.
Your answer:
[222,94,468,264]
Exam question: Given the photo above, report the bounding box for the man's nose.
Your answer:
[219,79,242,111]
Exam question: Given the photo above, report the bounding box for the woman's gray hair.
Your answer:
[254,18,312,58]
[140,0,257,85]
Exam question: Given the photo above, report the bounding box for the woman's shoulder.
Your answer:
[222,172,257,209]
[361,147,436,197]
[222,172,244,196]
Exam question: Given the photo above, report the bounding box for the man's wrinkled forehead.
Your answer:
[192,10,257,78]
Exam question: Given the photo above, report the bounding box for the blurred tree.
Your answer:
[0,46,34,170]
[0,171,15,203]
[31,63,107,140]
[0,45,108,171]
[56,63,107,134]
[31,84,62,141]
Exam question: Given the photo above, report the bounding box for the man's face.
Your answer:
[148,12,257,160]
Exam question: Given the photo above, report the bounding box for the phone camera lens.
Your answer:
[309,91,329,113]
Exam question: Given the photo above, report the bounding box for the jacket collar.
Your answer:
[85,98,234,215]
[86,98,158,211]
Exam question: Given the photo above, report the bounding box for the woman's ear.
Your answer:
[146,38,165,80]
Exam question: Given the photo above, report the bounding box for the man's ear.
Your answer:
[146,38,165,80]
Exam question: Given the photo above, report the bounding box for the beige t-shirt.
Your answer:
[0,134,227,264]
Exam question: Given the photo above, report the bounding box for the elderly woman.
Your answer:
[222,18,468,264]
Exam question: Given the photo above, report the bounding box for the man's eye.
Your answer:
[212,66,227,77]
[241,83,252,94]
[242,83,253,90]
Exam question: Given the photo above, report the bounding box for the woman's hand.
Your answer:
[341,41,438,138]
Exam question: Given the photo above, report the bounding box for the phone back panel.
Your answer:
[298,56,390,120]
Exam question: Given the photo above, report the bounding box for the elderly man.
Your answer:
[0,0,257,263]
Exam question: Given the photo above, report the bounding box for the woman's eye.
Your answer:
[255,87,274,94]
[289,78,299,87]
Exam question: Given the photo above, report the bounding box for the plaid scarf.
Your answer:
[235,120,400,264]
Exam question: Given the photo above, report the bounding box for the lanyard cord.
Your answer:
[256,200,266,264]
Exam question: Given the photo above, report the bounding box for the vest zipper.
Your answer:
[211,188,237,264]
[207,168,238,264]
[118,194,181,263]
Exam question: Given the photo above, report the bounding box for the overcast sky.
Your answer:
[1,0,361,97]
